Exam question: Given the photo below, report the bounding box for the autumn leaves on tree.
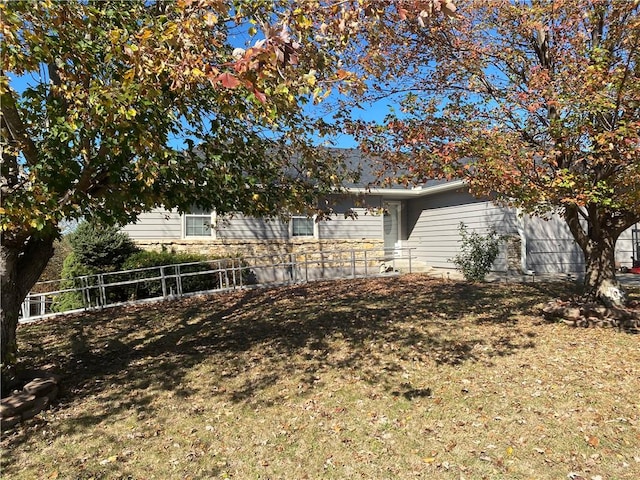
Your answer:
[345,0,639,306]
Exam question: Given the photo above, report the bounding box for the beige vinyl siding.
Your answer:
[522,215,584,274]
[616,226,636,269]
[406,193,517,270]
[318,208,382,240]
[216,215,288,240]
[524,218,637,273]
[122,208,182,239]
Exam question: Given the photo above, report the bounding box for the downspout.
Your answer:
[516,209,532,274]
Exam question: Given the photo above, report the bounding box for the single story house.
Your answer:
[122,150,638,276]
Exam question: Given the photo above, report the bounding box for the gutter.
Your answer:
[346,179,467,199]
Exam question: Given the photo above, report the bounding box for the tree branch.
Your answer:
[0,89,39,167]
[564,204,589,252]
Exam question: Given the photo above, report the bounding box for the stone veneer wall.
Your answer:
[506,235,523,274]
[133,238,385,263]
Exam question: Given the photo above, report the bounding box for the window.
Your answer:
[184,206,214,237]
[291,216,315,237]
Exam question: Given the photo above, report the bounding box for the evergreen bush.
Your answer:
[51,221,139,311]
[69,220,139,272]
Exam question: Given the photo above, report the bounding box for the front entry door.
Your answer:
[383,201,401,254]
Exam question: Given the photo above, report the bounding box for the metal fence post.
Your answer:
[364,250,368,277]
[161,266,167,298]
[82,276,93,309]
[98,274,106,307]
[351,249,356,278]
[231,259,237,289]
[290,253,297,283]
[21,296,30,321]
[176,265,183,296]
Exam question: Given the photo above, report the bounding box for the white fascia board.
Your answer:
[346,179,467,198]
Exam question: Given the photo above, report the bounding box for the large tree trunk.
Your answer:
[1,235,55,393]
[582,232,626,307]
[564,205,635,308]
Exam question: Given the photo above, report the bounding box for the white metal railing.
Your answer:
[19,247,415,323]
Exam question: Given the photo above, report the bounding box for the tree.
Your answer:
[344,0,640,307]
[0,0,459,382]
[0,0,390,380]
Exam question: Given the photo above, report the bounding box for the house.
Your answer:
[122,150,638,276]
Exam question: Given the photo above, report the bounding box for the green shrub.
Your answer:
[122,250,208,270]
[120,250,247,300]
[51,253,96,312]
[69,221,139,272]
[52,221,138,311]
[451,223,503,282]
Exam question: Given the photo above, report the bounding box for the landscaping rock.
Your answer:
[21,396,50,421]
[1,393,36,414]
[0,402,18,417]
[0,374,61,431]
[23,378,57,396]
[0,415,21,430]
[544,299,640,331]
[46,386,59,403]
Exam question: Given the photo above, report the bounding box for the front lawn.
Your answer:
[2,274,639,479]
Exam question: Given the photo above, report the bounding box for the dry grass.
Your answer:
[2,274,639,480]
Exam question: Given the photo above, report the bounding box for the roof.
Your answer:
[331,148,467,198]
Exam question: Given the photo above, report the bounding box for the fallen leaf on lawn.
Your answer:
[423,457,436,463]
[587,435,600,448]
[506,446,514,456]
[99,455,118,465]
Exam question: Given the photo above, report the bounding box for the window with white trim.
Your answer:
[184,206,215,237]
[291,215,316,237]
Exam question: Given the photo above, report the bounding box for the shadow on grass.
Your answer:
[3,275,581,456]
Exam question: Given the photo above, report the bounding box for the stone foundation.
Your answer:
[133,238,385,263]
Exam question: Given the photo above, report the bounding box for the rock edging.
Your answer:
[1,375,60,431]
[542,299,640,331]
